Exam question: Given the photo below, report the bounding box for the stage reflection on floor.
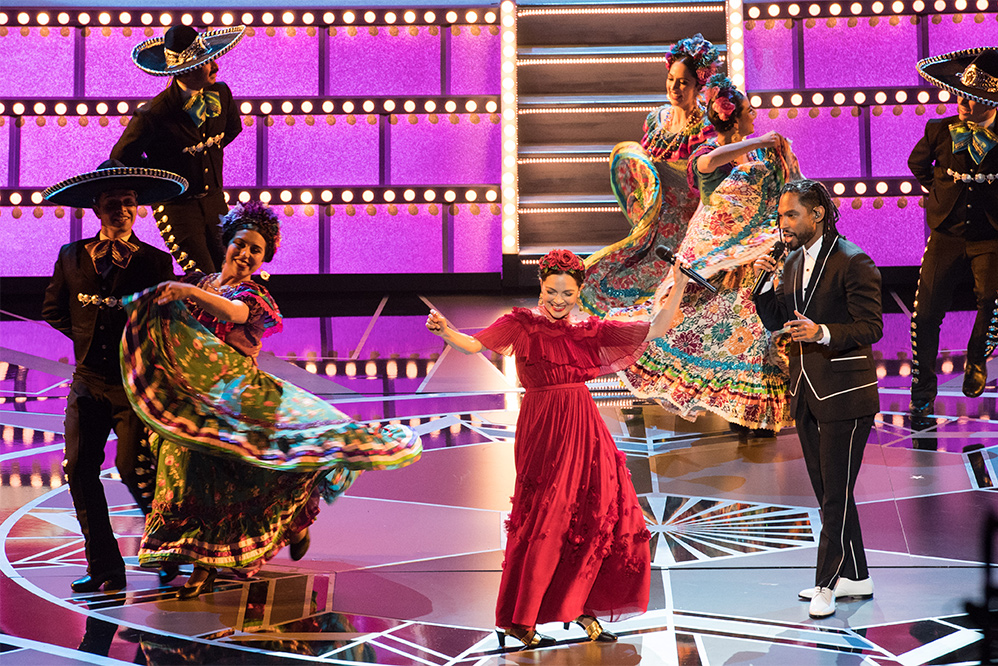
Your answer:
[2,296,997,665]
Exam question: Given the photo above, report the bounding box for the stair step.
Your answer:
[517,3,725,47]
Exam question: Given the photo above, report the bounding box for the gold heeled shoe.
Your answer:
[563,615,618,642]
[176,566,217,600]
[495,627,556,650]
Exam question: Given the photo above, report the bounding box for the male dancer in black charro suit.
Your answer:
[753,179,883,619]
[111,24,245,274]
[908,48,998,417]
[41,161,185,592]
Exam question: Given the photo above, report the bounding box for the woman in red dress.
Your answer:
[426,249,690,649]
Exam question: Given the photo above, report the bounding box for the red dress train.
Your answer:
[474,307,652,629]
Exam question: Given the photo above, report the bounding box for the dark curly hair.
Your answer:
[703,74,747,134]
[220,201,282,262]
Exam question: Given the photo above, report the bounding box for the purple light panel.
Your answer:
[0,28,75,97]
[803,19,921,89]
[321,316,439,359]
[0,207,73,277]
[221,27,320,97]
[870,104,956,177]
[753,109,862,178]
[18,117,127,188]
[328,205,442,273]
[0,321,74,360]
[743,21,796,91]
[222,119,259,188]
[265,205,321,274]
[267,115,380,186]
[262,317,322,358]
[0,120,8,186]
[390,114,500,184]
[451,206,502,272]
[927,14,998,55]
[84,28,164,99]
[449,26,501,95]
[326,27,442,96]
[837,197,926,267]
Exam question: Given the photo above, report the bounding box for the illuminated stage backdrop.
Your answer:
[735,3,998,268]
[0,7,503,278]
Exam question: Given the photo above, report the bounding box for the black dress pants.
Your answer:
[64,368,149,575]
[795,390,874,589]
[911,231,998,406]
[154,191,228,274]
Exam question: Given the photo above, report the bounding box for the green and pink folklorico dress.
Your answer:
[613,141,799,430]
[121,277,421,573]
[579,103,715,317]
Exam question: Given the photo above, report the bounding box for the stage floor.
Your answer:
[1,294,997,665]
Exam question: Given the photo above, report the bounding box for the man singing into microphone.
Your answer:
[753,179,883,619]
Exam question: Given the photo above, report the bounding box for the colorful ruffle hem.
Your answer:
[121,282,421,570]
[613,142,800,430]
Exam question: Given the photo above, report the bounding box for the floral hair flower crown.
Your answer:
[220,200,282,257]
[666,33,720,86]
[539,248,585,275]
[703,73,738,121]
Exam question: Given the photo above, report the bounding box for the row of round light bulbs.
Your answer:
[240,99,501,115]
[0,99,502,117]
[499,0,518,252]
[750,88,953,107]
[1,9,499,27]
[6,188,500,206]
[831,181,922,194]
[746,0,985,17]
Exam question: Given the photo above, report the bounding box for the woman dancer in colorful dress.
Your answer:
[619,75,797,432]
[426,249,690,649]
[580,33,718,316]
[121,202,421,598]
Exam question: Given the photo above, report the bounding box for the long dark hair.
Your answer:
[781,179,840,242]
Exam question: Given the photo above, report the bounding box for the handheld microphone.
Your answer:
[654,246,717,294]
[750,240,786,298]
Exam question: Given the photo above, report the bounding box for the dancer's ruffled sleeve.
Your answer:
[473,310,527,356]
[594,319,650,373]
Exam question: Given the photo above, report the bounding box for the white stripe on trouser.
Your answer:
[831,418,861,586]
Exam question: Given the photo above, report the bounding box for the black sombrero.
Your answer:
[133,25,245,77]
[43,160,189,208]
[917,47,998,107]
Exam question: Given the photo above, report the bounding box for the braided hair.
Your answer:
[781,178,840,242]
[220,201,282,262]
[538,249,585,286]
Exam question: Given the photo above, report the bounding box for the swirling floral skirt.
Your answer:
[121,288,422,570]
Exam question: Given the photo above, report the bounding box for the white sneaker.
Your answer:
[808,587,836,618]
[798,577,874,600]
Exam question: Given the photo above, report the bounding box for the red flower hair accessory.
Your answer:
[712,97,736,121]
[539,248,585,274]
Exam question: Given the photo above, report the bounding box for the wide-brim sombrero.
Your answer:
[917,47,998,107]
[133,25,245,76]
[43,160,189,208]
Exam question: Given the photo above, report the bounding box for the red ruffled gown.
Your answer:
[474,307,652,629]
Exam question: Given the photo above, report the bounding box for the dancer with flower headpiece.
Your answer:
[121,201,422,598]
[616,75,797,434]
[426,249,690,650]
[580,34,719,317]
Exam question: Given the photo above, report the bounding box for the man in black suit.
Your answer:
[111,25,245,274]
[42,161,185,592]
[753,179,883,619]
[909,48,998,418]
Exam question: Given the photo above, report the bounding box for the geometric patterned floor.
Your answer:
[2,299,997,665]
